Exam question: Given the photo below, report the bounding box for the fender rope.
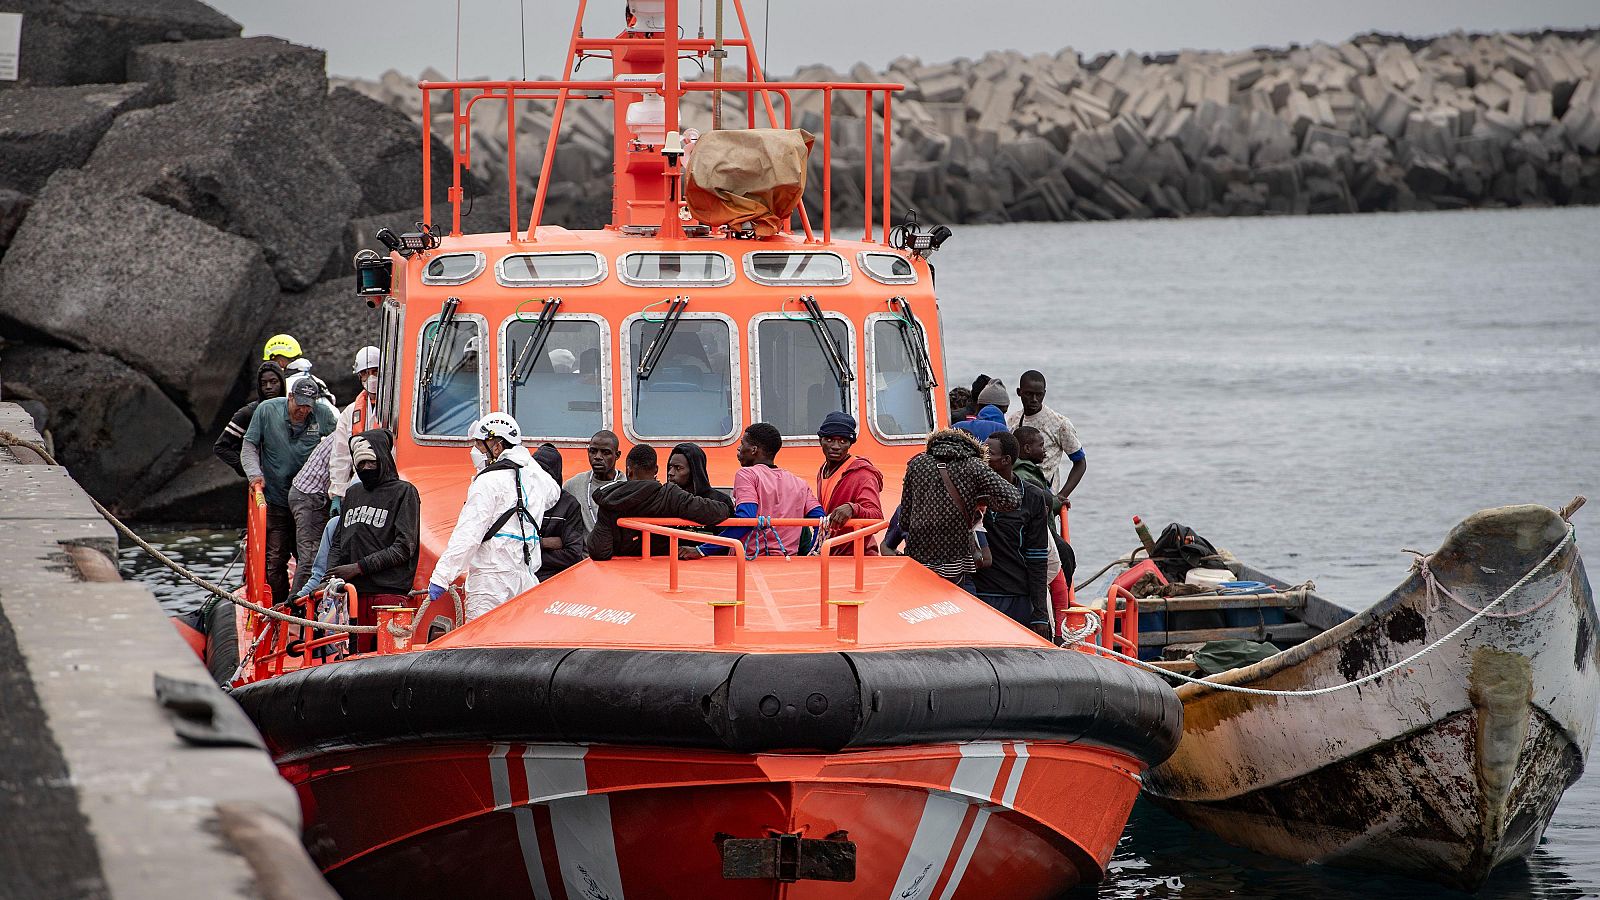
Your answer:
[1,430,376,634]
[1065,524,1577,698]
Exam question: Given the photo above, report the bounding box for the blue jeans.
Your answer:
[977,592,1032,626]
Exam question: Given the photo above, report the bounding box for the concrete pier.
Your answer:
[0,402,332,899]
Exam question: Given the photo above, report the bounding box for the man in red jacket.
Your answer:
[815,412,884,555]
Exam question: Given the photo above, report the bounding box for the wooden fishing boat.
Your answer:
[215,2,1184,897]
[1128,503,1593,891]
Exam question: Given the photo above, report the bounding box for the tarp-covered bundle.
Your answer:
[685,128,813,236]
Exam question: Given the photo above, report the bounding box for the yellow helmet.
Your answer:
[262,333,302,361]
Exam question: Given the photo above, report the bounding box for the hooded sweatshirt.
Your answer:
[587,479,732,560]
[816,454,884,555]
[329,430,421,597]
[214,361,285,476]
[952,404,1008,443]
[532,444,589,580]
[900,429,1021,579]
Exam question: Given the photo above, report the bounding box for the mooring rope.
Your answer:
[1066,523,1577,697]
[0,430,376,635]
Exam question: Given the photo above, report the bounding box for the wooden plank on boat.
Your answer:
[1149,622,1319,645]
[1142,592,1307,613]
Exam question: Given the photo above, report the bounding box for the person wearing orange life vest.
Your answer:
[328,346,384,516]
[814,412,884,555]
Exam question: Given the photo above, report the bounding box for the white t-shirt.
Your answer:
[1007,403,1084,493]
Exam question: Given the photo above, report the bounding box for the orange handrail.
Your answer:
[1102,584,1140,658]
[244,483,269,615]
[818,519,892,625]
[246,582,362,682]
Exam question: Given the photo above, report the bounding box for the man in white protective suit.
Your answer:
[425,412,561,620]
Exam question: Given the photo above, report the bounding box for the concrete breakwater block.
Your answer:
[0,169,279,427]
[323,87,464,218]
[0,344,192,512]
[127,35,330,106]
[0,0,239,89]
[86,86,359,291]
[0,83,153,194]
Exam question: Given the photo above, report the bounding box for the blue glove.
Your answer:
[427,583,447,603]
[330,496,341,516]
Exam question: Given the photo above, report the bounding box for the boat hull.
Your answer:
[286,740,1142,900]
[1143,504,1597,891]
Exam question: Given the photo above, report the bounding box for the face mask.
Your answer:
[363,374,379,395]
[356,467,381,490]
[470,447,488,471]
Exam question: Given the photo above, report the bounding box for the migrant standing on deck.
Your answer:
[687,423,823,559]
[1007,370,1086,500]
[325,430,421,653]
[589,444,731,560]
[531,443,588,581]
[899,428,1021,593]
[425,413,560,620]
[565,429,622,532]
[240,374,338,608]
[215,361,285,476]
[814,412,884,554]
[975,431,1054,638]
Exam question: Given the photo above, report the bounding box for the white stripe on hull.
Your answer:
[550,794,627,900]
[889,741,1027,900]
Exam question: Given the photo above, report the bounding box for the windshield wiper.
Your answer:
[637,296,689,381]
[889,296,938,393]
[418,296,459,424]
[507,297,563,417]
[797,294,853,410]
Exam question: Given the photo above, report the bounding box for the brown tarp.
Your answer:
[685,128,814,236]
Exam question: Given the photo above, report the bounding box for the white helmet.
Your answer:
[351,346,381,374]
[286,357,314,374]
[470,412,521,445]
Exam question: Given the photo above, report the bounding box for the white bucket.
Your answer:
[1184,567,1235,588]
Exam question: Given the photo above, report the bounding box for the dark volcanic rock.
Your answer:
[0,343,193,512]
[0,169,279,426]
[323,87,462,217]
[0,189,29,252]
[257,280,385,404]
[0,82,153,193]
[86,86,359,290]
[127,36,329,105]
[0,0,239,88]
[130,454,245,524]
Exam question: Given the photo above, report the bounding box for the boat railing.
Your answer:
[236,582,363,685]
[615,516,890,645]
[419,77,903,244]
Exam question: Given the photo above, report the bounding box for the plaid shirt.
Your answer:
[291,432,338,496]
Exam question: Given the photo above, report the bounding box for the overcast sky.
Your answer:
[208,1,1597,81]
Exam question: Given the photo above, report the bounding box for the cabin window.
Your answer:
[413,315,485,437]
[618,252,733,286]
[496,252,606,287]
[868,314,937,439]
[858,252,917,285]
[744,251,851,286]
[501,315,608,441]
[625,314,737,440]
[751,313,855,439]
[421,252,486,286]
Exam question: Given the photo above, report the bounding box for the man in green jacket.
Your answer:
[1015,424,1075,630]
[242,374,339,608]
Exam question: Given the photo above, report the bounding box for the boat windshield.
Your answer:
[505,317,605,439]
[628,317,735,439]
[755,316,851,438]
[416,318,483,436]
[870,317,935,438]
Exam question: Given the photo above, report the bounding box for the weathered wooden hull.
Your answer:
[1143,504,1596,891]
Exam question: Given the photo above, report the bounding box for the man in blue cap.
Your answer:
[814,411,884,555]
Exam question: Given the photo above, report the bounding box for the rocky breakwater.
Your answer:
[0,0,598,523]
[349,28,1600,223]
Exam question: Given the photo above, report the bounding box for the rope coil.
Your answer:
[1066,524,1578,697]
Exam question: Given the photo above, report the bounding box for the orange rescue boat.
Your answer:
[223,3,1181,896]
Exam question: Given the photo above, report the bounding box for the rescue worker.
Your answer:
[262,333,302,370]
[327,346,384,515]
[425,413,560,620]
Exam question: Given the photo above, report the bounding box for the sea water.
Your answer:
[124,205,1600,898]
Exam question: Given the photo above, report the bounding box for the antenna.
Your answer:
[454,0,462,80]
[519,0,528,80]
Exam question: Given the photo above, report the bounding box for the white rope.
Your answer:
[1066,524,1577,698]
[0,430,377,635]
